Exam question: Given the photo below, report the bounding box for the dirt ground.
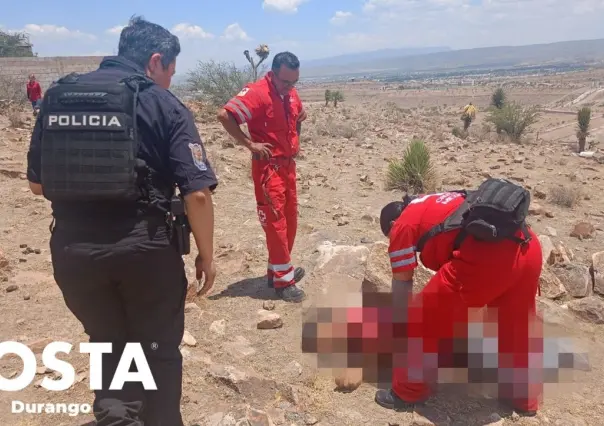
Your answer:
[0,66,603,426]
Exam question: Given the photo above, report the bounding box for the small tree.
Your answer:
[577,107,591,152]
[485,102,540,143]
[332,91,344,107]
[491,88,506,109]
[385,139,437,193]
[243,44,270,82]
[0,30,34,57]
[324,89,332,106]
[186,60,253,107]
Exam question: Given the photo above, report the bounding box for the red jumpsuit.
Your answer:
[223,74,303,288]
[388,192,543,413]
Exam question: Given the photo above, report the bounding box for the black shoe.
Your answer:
[276,285,306,303]
[268,267,306,288]
[374,389,422,412]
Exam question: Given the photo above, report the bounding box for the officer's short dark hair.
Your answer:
[118,15,181,70]
[272,52,300,73]
[380,199,414,237]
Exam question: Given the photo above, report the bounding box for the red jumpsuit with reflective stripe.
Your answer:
[388,192,543,413]
[223,73,303,288]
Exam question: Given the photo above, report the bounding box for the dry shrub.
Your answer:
[549,186,581,208]
[7,108,25,128]
[0,75,28,111]
[385,138,437,193]
[452,127,468,139]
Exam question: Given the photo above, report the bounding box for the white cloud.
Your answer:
[262,0,308,14]
[171,23,214,39]
[324,0,604,52]
[330,11,353,25]
[221,23,251,41]
[18,24,96,40]
[106,25,125,35]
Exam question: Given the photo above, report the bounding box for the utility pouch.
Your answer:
[169,194,191,255]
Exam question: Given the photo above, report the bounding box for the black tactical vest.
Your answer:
[40,73,154,204]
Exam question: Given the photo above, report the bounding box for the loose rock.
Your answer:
[568,296,604,324]
[263,300,275,311]
[570,222,596,240]
[539,268,567,299]
[552,263,592,298]
[182,330,197,347]
[257,310,283,329]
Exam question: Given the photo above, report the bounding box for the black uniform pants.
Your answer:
[50,225,187,426]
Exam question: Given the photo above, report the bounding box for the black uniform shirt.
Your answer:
[26,56,218,246]
[27,56,217,212]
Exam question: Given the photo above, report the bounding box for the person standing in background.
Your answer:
[26,74,42,115]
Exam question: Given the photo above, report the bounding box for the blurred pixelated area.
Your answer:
[301,288,591,398]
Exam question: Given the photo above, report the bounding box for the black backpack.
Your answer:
[416,178,532,253]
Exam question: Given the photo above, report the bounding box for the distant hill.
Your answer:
[303,38,604,77]
[302,47,451,69]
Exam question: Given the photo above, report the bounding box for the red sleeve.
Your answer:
[223,85,264,125]
[35,83,42,98]
[388,219,418,273]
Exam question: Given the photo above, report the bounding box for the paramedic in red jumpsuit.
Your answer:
[375,192,543,416]
[217,52,306,303]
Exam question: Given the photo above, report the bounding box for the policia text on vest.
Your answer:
[40,73,192,255]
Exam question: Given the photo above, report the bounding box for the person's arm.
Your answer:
[167,106,218,264]
[26,114,44,196]
[217,87,270,155]
[388,221,418,316]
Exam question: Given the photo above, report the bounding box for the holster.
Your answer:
[169,194,191,255]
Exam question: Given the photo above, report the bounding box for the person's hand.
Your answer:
[195,254,216,297]
[249,141,272,159]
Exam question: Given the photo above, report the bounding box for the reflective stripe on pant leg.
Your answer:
[253,163,293,288]
[268,262,295,285]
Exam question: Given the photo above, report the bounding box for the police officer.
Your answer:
[26,16,217,426]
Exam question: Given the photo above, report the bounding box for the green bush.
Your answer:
[491,88,506,109]
[485,102,540,142]
[385,139,437,193]
[577,106,591,152]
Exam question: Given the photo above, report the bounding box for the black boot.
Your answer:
[268,267,305,288]
[374,389,421,412]
[276,284,306,303]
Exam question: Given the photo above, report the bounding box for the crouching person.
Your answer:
[375,178,544,416]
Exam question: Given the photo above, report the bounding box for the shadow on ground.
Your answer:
[209,275,280,301]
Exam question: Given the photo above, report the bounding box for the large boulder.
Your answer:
[592,251,604,296]
[362,242,435,294]
[313,241,370,279]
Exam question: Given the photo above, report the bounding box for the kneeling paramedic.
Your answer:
[217,51,307,303]
[375,178,543,416]
[26,17,217,426]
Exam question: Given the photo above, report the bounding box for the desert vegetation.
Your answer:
[1,51,604,426]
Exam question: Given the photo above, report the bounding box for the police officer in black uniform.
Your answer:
[26,16,217,426]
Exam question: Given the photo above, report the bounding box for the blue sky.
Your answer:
[2,0,604,74]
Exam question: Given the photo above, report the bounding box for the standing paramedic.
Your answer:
[375,178,543,416]
[26,16,217,426]
[217,51,307,303]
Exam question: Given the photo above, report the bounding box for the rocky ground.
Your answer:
[0,77,603,426]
